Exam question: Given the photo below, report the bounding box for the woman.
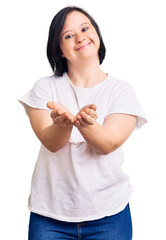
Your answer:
[19,6,147,240]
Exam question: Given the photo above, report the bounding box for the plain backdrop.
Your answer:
[1,0,166,239]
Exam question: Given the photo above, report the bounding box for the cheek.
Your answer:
[60,41,72,55]
[90,31,100,49]
[60,41,76,59]
[60,41,67,52]
[96,36,100,49]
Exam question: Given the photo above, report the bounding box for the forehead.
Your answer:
[63,11,91,29]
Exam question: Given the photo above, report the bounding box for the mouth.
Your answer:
[76,42,91,51]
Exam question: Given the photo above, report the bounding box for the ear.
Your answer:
[61,53,65,58]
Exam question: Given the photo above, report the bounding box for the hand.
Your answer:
[47,102,75,128]
[74,104,98,128]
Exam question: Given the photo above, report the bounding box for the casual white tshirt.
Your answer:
[19,73,147,222]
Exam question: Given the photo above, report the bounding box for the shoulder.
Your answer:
[34,74,61,85]
[107,74,134,90]
[103,74,135,98]
[33,74,66,90]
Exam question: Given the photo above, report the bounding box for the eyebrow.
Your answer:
[61,22,90,37]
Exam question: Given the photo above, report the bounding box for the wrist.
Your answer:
[76,120,96,131]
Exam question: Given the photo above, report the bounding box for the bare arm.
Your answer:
[28,100,136,154]
[75,106,137,154]
[28,102,75,152]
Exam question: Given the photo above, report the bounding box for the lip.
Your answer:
[76,42,91,51]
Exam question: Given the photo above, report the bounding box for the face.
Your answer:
[60,11,100,64]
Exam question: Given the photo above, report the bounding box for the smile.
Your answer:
[76,42,91,51]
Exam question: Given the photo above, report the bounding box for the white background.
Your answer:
[0,0,166,239]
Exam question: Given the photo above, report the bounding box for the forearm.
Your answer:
[78,121,118,154]
[40,124,73,152]
[28,106,74,153]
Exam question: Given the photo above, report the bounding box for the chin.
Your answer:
[78,54,99,64]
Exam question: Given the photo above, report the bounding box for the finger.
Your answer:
[50,110,58,118]
[86,108,98,119]
[75,114,82,120]
[50,109,62,118]
[79,118,85,124]
[77,112,90,124]
[81,110,98,124]
[64,118,75,126]
[90,110,98,119]
[84,109,93,115]
[82,115,93,124]
[74,120,80,127]
[82,109,93,119]
[62,112,75,123]
[47,102,56,110]
[56,115,72,124]
[62,112,71,119]
[89,104,97,111]
[53,116,64,124]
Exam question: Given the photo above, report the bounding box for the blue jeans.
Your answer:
[28,204,132,240]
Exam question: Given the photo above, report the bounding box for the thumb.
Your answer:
[90,104,97,111]
[47,102,56,110]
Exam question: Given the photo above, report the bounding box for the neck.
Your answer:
[67,58,107,88]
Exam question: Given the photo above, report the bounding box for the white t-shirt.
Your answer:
[19,73,147,222]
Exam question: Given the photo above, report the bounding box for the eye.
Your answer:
[82,27,88,32]
[65,34,74,39]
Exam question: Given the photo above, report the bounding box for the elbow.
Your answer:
[45,142,67,153]
[101,146,118,155]
[48,148,58,153]
[47,145,64,153]
[101,150,111,155]
[101,132,122,155]
[96,146,112,155]
[42,144,58,153]
[100,142,120,155]
[100,148,113,155]
[39,140,59,153]
[40,136,68,153]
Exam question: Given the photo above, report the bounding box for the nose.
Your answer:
[75,33,85,43]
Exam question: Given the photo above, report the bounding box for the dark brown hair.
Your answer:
[47,6,106,76]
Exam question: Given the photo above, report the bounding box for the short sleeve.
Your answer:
[19,78,53,115]
[107,84,148,130]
